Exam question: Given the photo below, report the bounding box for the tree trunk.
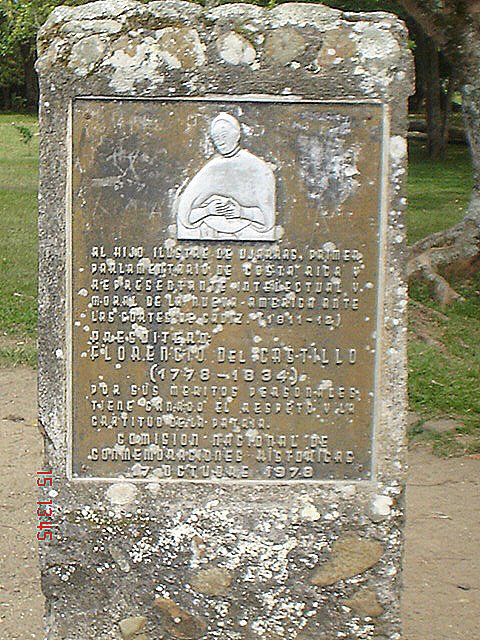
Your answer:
[425,36,445,158]
[1,86,12,111]
[462,84,480,227]
[22,50,39,109]
[441,73,454,146]
[409,25,427,113]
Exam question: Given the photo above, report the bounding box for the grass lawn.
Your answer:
[0,115,478,455]
[407,140,479,456]
[0,114,38,366]
[407,141,473,244]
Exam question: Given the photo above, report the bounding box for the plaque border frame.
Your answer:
[66,95,390,484]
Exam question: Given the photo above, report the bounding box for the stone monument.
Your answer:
[37,2,412,638]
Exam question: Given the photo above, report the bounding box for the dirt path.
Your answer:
[0,367,478,640]
[402,448,480,639]
[0,367,43,639]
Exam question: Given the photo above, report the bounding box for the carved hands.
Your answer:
[203,195,241,219]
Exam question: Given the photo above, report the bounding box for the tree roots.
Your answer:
[407,218,480,307]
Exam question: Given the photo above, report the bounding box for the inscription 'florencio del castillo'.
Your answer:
[176,113,276,241]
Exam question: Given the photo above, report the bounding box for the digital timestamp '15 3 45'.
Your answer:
[37,470,55,541]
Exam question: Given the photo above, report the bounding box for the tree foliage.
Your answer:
[0,3,25,92]
[0,0,90,105]
[303,2,480,304]
[1,0,62,60]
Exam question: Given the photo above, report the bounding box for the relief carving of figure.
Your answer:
[176,113,276,240]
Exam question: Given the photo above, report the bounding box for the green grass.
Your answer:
[0,337,37,368]
[407,140,479,455]
[0,116,478,456]
[407,140,473,244]
[408,273,480,456]
[0,113,38,366]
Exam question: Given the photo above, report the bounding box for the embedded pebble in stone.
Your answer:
[390,135,407,161]
[154,27,205,69]
[370,494,393,522]
[190,566,232,596]
[343,588,384,617]
[263,28,306,66]
[154,597,207,639]
[217,31,256,65]
[356,23,401,66]
[315,27,356,69]
[119,616,147,639]
[300,502,321,521]
[338,484,356,499]
[311,535,384,586]
[146,482,161,495]
[106,482,137,506]
[191,534,207,562]
[108,544,131,573]
[104,39,166,92]
[68,35,107,77]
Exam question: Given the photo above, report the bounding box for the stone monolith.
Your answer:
[37,2,412,638]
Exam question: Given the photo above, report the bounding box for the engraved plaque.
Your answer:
[69,97,387,481]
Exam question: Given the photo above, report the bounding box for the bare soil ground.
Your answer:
[0,367,478,640]
[0,367,43,639]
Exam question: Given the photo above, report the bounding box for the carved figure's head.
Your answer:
[211,113,241,156]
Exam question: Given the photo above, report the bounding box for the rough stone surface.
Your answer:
[37,2,412,638]
[315,26,357,70]
[370,494,394,522]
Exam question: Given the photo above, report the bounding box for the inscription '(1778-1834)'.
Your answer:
[69,97,388,481]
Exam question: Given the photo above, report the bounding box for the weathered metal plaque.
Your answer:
[69,97,387,481]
